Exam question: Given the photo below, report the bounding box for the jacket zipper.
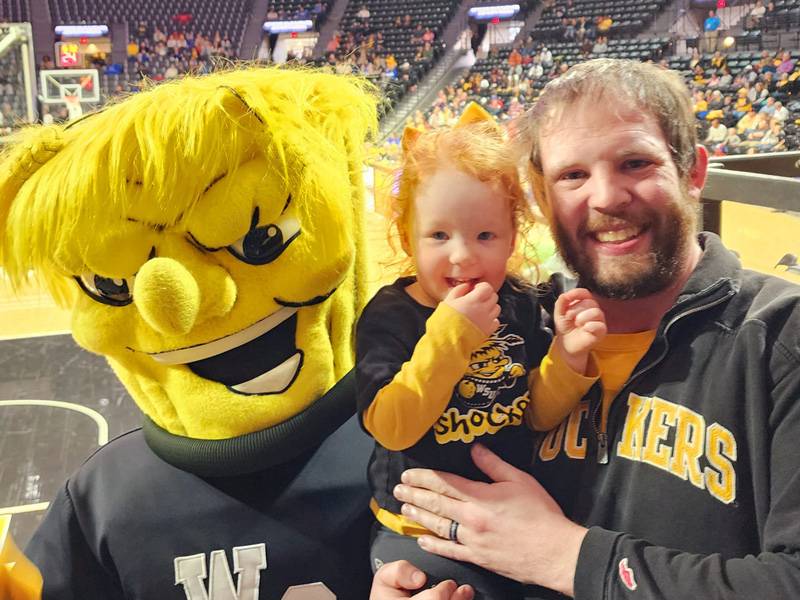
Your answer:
[590,284,736,464]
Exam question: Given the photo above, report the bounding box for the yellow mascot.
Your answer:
[0,66,377,599]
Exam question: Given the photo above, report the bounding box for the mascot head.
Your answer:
[0,67,377,467]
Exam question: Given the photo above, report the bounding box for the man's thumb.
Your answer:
[471,444,527,483]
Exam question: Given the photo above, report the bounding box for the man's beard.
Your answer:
[551,193,697,300]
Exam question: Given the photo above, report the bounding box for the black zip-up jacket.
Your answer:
[529,233,800,599]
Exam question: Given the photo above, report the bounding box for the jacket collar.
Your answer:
[666,232,741,323]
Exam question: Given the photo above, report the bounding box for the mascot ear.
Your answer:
[400,125,423,154]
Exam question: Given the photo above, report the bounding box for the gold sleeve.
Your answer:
[526,340,600,431]
[362,303,486,450]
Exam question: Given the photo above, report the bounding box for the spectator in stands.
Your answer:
[737,108,759,134]
[777,51,795,75]
[718,65,733,87]
[689,47,701,69]
[422,28,435,44]
[356,4,370,19]
[127,39,139,60]
[527,56,544,79]
[759,96,777,117]
[704,117,727,147]
[702,10,721,53]
[746,0,766,29]
[723,126,743,152]
[40,55,54,70]
[705,89,724,119]
[749,81,769,108]
[596,14,612,33]
[693,89,708,119]
[764,1,777,26]
[710,50,726,69]
[562,18,576,41]
[692,64,707,84]
[772,100,789,123]
[539,46,553,69]
[592,36,608,54]
[266,6,278,20]
[744,113,770,143]
[753,120,785,152]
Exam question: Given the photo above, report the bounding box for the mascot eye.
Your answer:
[227,207,300,265]
[75,272,134,306]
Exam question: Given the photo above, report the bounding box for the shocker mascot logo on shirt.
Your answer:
[0,67,378,599]
[456,325,525,408]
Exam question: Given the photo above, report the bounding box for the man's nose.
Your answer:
[587,168,632,212]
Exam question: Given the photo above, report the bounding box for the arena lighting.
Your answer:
[54,25,109,37]
[262,20,313,34]
[467,5,521,20]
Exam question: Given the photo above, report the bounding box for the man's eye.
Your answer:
[431,231,448,240]
[625,159,652,170]
[477,231,496,241]
[227,207,300,265]
[75,272,134,306]
[560,170,585,181]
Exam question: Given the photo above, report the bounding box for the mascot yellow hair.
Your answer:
[0,67,377,470]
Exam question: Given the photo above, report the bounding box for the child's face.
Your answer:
[410,168,515,305]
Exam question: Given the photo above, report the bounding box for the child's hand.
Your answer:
[553,288,607,374]
[444,281,500,337]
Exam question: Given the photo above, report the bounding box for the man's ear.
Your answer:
[687,144,709,202]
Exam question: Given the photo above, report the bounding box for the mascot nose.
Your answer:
[134,257,237,336]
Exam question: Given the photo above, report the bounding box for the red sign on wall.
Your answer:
[56,42,80,67]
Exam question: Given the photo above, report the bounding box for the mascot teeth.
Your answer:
[231,352,303,395]
[150,307,303,394]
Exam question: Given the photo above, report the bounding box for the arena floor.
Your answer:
[1,203,798,549]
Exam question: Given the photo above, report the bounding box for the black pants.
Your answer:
[370,525,524,600]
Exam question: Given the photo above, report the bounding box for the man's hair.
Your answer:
[521,58,698,183]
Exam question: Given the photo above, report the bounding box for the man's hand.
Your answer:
[393,445,588,597]
[370,560,475,600]
[553,287,607,375]
[444,282,500,337]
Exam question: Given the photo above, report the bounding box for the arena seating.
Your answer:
[48,0,249,45]
[0,0,29,23]
[533,0,668,40]
[333,0,455,108]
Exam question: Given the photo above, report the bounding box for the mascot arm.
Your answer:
[359,302,485,451]
[25,484,123,600]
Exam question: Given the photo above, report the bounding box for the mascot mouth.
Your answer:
[150,307,303,395]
